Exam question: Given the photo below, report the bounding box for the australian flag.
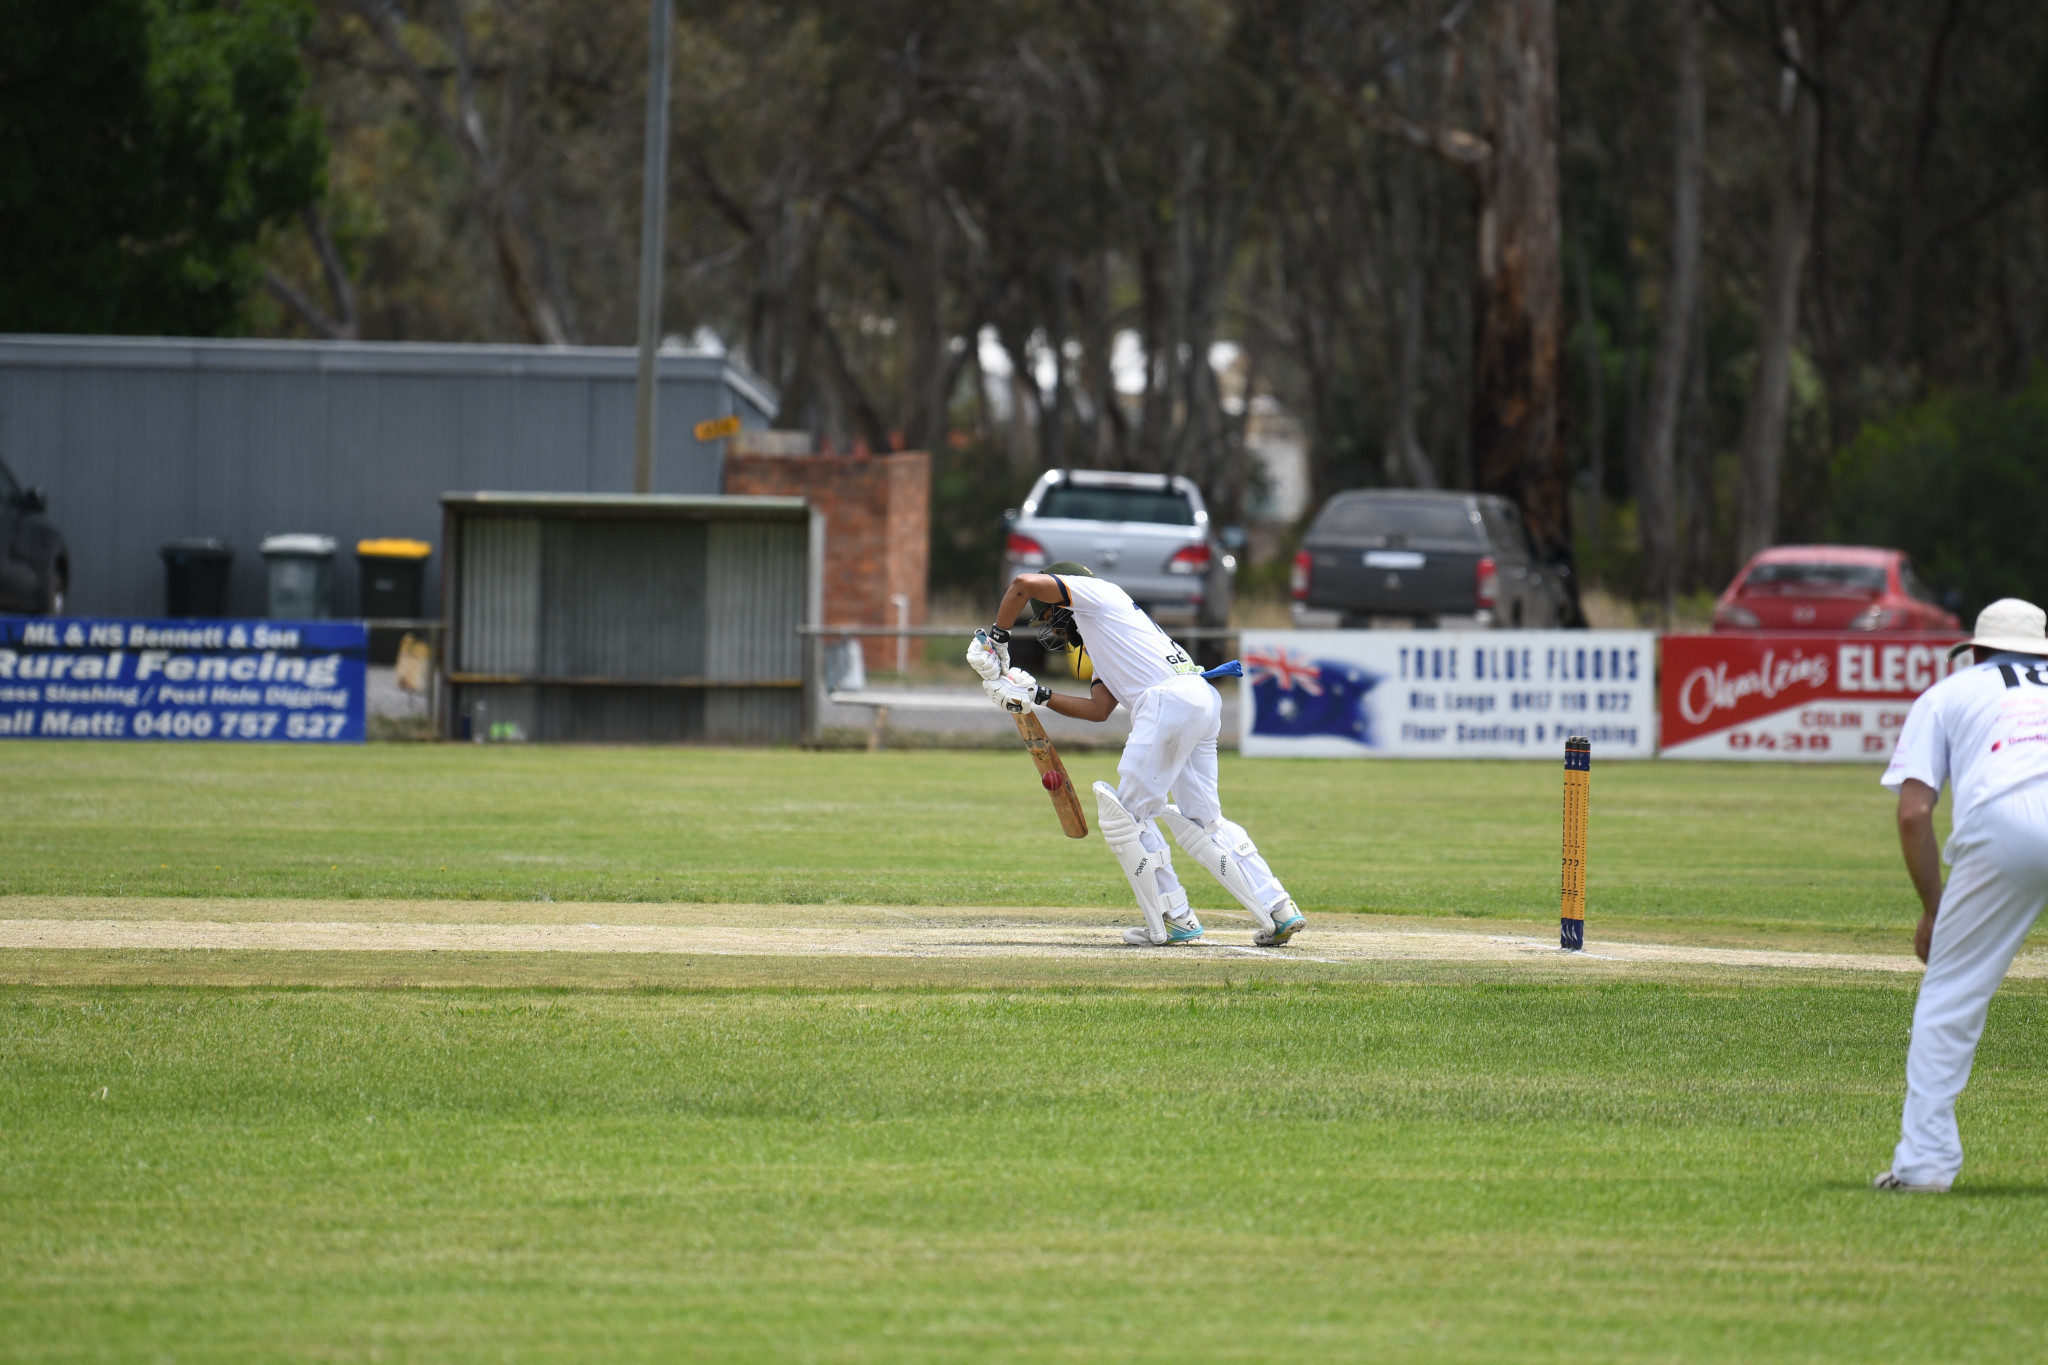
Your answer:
[1247,647,1382,745]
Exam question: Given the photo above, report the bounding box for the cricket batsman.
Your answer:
[1874,598,2048,1192]
[967,562,1306,948]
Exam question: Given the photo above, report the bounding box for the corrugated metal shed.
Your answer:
[0,334,778,617]
[441,493,822,745]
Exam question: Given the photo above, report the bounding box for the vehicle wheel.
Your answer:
[38,572,66,616]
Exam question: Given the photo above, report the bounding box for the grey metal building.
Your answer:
[0,334,778,618]
[442,493,821,745]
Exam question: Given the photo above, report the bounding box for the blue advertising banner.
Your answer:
[0,618,366,742]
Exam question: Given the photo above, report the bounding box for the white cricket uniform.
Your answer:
[1051,573,1288,914]
[1880,651,2048,1185]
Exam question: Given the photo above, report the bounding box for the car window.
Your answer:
[1743,562,1888,593]
[1312,497,1483,547]
[1899,560,1940,605]
[1036,484,1195,526]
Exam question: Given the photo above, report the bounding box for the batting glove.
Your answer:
[984,672,1050,714]
[966,629,1005,682]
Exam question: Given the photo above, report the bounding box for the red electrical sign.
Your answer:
[1659,633,1965,761]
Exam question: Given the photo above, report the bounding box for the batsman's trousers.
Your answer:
[1111,675,1283,916]
[1117,674,1224,826]
[1893,788,2048,1185]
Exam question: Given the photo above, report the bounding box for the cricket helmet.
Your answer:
[1029,562,1092,651]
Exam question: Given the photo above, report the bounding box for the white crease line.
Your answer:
[1485,935,1622,961]
[1214,944,1350,965]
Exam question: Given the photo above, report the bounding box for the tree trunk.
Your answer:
[1040,256,1075,471]
[1886,0,1966,364]
[1571,227,1604,553]
[1076,253,1124,466]
[994,321,1041,479]
[1636,0,1704,623]
[901,182,953,454]
[815,310,893,453]
[1620,218,1642,507]
[489,199,571,346]
[1385,144,1438,488]
[1736,46,1819,563]
[340,0,573,346]
[1682,298,1713,591]
[765,194,824,436]
[1471,0,1572,607]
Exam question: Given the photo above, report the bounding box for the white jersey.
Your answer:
[1049,573,1201,704]
[1882,652,2048,855]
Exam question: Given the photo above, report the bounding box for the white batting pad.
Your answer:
[1161,805,1290,931]
[1096,780,1179,944]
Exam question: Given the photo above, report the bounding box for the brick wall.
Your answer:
[724,449,930,672]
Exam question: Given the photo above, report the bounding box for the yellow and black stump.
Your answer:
[1560,735,1590,951]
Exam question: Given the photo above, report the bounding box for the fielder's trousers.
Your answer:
[1893,789,2048,1185]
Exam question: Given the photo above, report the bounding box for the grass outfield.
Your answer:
[6,981,2048,1361]
[8,743,2044,1361]
[1,743,1948,937]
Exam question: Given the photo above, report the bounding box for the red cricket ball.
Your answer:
[1041,770,1063,791]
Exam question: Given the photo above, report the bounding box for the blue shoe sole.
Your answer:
[1258,916,1306,946]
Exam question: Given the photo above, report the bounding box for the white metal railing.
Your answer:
[794,623,1242,640]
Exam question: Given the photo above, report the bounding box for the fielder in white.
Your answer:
[967,562,1306,948]
[1875,597,2048,1193]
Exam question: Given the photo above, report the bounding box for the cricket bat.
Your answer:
[1013,711,1088,838]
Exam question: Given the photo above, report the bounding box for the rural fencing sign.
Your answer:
[1237,630,1658,759]
[1658,632,1964,760]
[0,617,366,743]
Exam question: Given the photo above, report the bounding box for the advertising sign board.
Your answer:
[1658,632,1963,761]
[0,617,366,742]
[1238,630,1658,759]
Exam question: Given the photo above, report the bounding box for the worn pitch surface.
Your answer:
[0,896,2029,976]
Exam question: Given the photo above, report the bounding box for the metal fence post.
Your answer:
[631,0,674,495]
[802,505,825,746]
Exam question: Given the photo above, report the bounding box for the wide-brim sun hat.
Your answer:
[1947,597,2048,659]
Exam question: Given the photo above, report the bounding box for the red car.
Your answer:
[1712,545,1960,633]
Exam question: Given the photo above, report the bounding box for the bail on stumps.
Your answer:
[1559,736,1591,951]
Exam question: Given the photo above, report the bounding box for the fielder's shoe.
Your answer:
[1872,1170,1952,1193]
[1255,900,1307,947]
[1122,913,1205,946]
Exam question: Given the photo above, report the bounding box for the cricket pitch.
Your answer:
[5,896,2036,978]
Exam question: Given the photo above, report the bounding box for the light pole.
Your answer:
[631,0,673,495]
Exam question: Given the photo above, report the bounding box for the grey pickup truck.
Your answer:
[1291,489,1569,629]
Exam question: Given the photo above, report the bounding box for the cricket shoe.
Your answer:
[1255,900,1306,947]
[1122,914,1205,946]
[1871,1170,1951,1193]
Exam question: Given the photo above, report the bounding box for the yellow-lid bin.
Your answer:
[356,538,432,560]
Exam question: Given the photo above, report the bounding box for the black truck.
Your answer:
[0,456,66,614]
[1290,489,1571,629]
